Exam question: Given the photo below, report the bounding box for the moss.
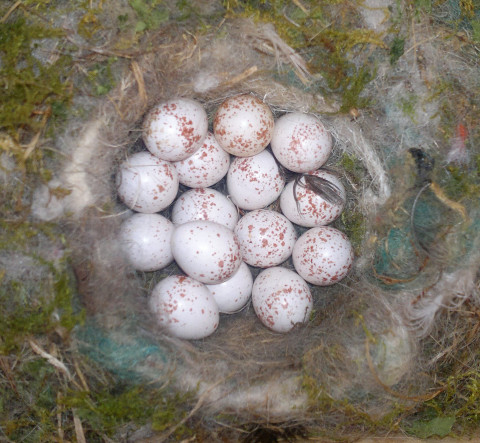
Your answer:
[128,0,170,32]
[439,164,480,201]
[224,0,385,113]
[339,208,366,255]
[0,11,73,137]
[0,358,60,441]
[401,366,480,437]
[389,35,405,64]
[0,221,84,354]
[399,94,418,123]
[62,383,194,439]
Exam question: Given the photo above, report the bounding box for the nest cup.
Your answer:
[35,15,480,434]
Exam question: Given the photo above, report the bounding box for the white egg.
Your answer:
[292,226,354,286]
[171,188,239,230]
[149,275,219,340]
[213,94,274,157]
[206,262,253,314]
[116,151,179,213]
[271,112,332,173]
[252,267,313,333]
[227,150,285,210]
[173,132,230,188]
[234,209,297,268]
[143,98,208,162]
[280,169,346,227]
[118,213,174,271]
[171,220,242,284]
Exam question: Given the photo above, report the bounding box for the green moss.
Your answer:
[224,0,384,113]
[337,208,366,255]
[62,384,193,439]
[0,358,60,442]
[128,0,170,32]
[0,13,72,136]
[439,164,480,201]
[401,366,480,437]
[85,57,118,96]
[389,36,405,64]
[0,263,85,353]
[0,221,84,354]
[399,94,418,123]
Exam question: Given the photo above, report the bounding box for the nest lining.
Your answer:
[28,10,480,435]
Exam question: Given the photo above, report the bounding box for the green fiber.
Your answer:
[75,318,171,383]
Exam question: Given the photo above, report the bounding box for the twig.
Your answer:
[131,60,147,111]
[223,66,258,87]
[0,0,22,23]
[0,356,19,396]
[73,409,87,443]
[57,392,64,442]
[292,0,309,14]
[29,339,72,380]
[404,33,441,56]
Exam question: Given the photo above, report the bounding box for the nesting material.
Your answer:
[31,7,480,434]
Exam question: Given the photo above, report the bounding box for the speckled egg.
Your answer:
[280,169,346,227]
[227,150,285,210]
[143,98,208,162]
[252,267,313,333]
[171,220,242,284]
[149,275,219,340]
[234,209,297,268]
[116,151,179,213]
[206,262,253,314]
[173,132,230,188]
[292,226,354,286]
[118,213,174,271]
[171,188,239,230]
[271,112,332,173]
[213,94,274,157]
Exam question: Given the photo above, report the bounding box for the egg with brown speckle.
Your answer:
[143,98,208,162]
[252,267,313,333]
[116,151,179,213]
[119,213,174,271]
[206,262,253,314]
[173,132,230,188]
[280,169,346,227]
[271,112,332,173]
[234,209,297,268]
[171,188,239,230]
[213,94,274,157]
[227,150,285,210]
[149,275,219,340]
[292,226,354,286]
[171,220,242,284]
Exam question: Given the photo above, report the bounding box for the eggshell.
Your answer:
[143,98,208,162]
[280,169,346,227]
[171,188,239,230]
[173,132,230,188]
[149,275,219,340]
[227,150,285,210]
[234,209,297,268]
[118,213,174,271]
[171,220,242,284]
[206,262,253,314]
[292,226,354,286]
[116,151,179,213]
[213,94,274,157]
[271,112,332,173]
[252,267,313,333]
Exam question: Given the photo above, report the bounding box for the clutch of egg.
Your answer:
[117,95,354,339]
